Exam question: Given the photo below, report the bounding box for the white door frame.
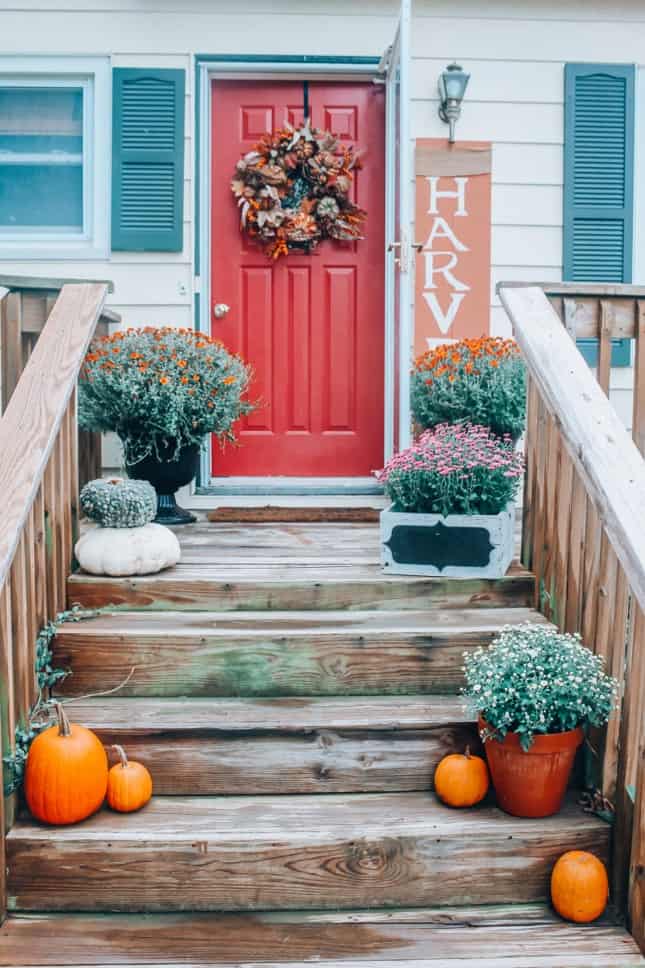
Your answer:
[196,56,400,495]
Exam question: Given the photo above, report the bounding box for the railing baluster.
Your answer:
[521,376,538,570]
[614,600,643,909]
[9,540,30,732]
[553,443,574,631]
[630,746,645,952]
[598,299,613,395]
[23,510,38,710]
[564,470,587,634]
[633,301,645,456]
[540,413,559,622]
[1,292,23,411]
[595,534,621,799]
[0,579,14,832]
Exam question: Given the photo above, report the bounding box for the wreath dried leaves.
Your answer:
[231,119,366,260]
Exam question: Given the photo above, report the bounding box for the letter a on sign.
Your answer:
[413,139,492,355]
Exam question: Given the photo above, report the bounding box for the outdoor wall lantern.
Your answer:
[438,62,470,143]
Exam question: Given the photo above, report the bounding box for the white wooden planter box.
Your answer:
[380,504,515,578]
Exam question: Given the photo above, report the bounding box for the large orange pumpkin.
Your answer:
[551,851,609,923]
[25,702,108,825]
[107,744,152,813]
[434,746,489,807]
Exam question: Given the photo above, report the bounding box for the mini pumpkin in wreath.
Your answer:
[231,119,366,260]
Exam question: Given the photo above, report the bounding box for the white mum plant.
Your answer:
[463,623,619,751]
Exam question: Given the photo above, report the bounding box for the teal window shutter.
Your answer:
[112,68,185,251]
[563,63,635,367]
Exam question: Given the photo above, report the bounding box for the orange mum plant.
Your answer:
[411,336,526,441]
[79,327,254,466]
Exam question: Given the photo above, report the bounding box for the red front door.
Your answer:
[210,79,385,478]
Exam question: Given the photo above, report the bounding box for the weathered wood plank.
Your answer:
[69,696,477,795]
[54,608,549,698]
[0,906,642,967]
[6,794,609,913]
[1,293,23,411]
[521,377,538,570]
[630,747,645,955]
[66,564,535,612]
[597,300,613,395]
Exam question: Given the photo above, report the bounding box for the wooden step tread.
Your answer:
[7,792,610,913]
[0,906,642,967]
[66,695,477,795]
[57,606,548,637]
[69,695,472,732]
[67,527,534,611]
[67,562,534,612]
[67,522,532,613]
[54,607,548,698]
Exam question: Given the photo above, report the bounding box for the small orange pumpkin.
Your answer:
[551,850,609,923]
[434,746,489,808]
[107,745,152,813]
[25,702,108,825]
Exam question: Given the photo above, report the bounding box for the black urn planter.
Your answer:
[126,441,200,525]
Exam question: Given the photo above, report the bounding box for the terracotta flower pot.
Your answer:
[478,716,584,818]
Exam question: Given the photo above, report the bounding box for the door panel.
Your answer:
[210,79,385,478]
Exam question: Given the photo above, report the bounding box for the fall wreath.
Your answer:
[231,119,366,260]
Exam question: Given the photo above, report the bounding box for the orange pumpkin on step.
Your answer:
[551,850,609,923]
[107,745,153,813]
[434,746,489,808]
[25,702,108,825]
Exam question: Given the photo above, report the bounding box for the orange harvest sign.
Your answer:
[414,139,492,357]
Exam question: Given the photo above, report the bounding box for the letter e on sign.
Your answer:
[414,140,492,355]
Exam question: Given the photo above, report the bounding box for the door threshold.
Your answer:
[196,476,383,497]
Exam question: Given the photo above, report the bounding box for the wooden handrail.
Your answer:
[499,282,645,955]
[0,284,107,589]
[0,282,107,925]
[499,285,645,613]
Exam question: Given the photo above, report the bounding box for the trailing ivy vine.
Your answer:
[3,605,96,795]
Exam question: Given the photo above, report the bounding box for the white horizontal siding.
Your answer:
[411,57,564,103]
[492,184,562,226]
[492,142,562,185]
[412,100,562,144]
[412,16,645,63]
[0,11,394,54]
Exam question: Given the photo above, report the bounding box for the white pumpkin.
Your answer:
[75,523,181,576]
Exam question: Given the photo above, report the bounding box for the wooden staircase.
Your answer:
[2,521,642,966]
[1,280,644,964]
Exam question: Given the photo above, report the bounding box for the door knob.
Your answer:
[213,303,230,319]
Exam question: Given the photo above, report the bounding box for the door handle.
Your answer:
[213,303,230,319]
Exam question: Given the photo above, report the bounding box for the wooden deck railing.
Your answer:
[499,283,645,954]
[0,275,118,488]
[0,281,109,919]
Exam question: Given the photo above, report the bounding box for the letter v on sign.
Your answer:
[423,292,466,334]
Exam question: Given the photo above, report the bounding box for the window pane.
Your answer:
[0,87,83,233]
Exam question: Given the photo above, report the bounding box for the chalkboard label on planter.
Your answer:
[379,505,515,579]
[385,521,494,570]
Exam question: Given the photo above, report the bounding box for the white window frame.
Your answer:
[0,56,110,260]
